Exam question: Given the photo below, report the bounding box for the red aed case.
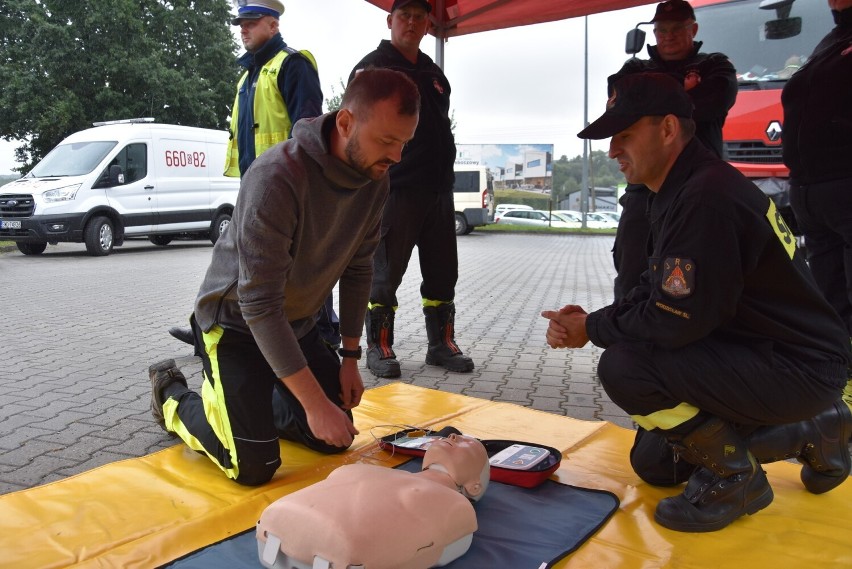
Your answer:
[378,426,563,489]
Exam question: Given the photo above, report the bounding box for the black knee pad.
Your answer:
[234,457,281,486]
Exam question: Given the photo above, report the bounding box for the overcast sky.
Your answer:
[0,0,653,175]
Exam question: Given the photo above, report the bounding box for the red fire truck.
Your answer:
[627,0,833,231]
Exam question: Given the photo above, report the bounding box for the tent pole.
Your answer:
[581,15,590,228]
[434,0,446,68]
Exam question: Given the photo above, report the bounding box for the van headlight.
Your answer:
[43,184,82,202]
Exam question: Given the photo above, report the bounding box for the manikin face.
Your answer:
[653,19,698,61]
[239,16,277,53]
[829,0,852,10]
[608,116,672,191]
[339,97,418,181]
[387,4,430,56]
[422,434,489,496]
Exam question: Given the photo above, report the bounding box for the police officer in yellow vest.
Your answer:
[224,0,322,177]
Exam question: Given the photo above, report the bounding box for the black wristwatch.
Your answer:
[337,346,362,360]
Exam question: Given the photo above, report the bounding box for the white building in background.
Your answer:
[456,144,553,192]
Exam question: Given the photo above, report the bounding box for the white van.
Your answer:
[452,164,494,235]
[0,119,239,256]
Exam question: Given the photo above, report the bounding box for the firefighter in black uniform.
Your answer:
[606,1,738,480]
[348,0,474,378]
[542,73,852,533]
[608,0,737,301]
[783,0,852,416]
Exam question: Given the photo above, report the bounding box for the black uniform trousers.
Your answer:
[598,337,844,434]
[790,176,852,335]
[370,190,458,306]
[166,318,349,486]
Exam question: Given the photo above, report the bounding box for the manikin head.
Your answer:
[422,434,490,502]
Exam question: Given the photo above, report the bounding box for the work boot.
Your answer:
[654,417,774,532]
[365,306,401,378]
[168,326,194,346]
[149,359,188,430]
[424,303,474,373]
[748,399,852,494]
[629,427,697,486]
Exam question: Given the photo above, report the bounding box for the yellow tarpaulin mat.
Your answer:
[0,383,849,568]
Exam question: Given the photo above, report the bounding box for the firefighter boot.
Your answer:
[424,303,474,373]
[654,417,774,532]
[748,399,852,494]
[365,306,401,378]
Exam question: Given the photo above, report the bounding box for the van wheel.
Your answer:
[454,213,469,236]
[16,242,47,255]
[149,235,173,246]
[84,216,114,256]
[210,212,231,245]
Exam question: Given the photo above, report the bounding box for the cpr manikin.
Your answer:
[256,434,490,569]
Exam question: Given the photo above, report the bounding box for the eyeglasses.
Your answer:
[396,10,428,23]
[653,21,694,36]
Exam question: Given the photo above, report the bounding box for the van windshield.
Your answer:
[29,141,118,177]
[694,0,833,86]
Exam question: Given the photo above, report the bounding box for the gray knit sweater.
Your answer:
[194,112,388,377]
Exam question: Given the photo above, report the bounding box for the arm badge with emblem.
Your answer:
[661,257,694,298]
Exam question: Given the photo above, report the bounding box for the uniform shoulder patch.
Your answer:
[661,257,695,298]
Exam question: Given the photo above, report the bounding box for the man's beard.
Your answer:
[345,133,393,180]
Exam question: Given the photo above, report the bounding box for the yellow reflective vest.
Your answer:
[224,49,317,177]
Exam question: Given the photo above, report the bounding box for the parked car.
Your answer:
[596,211,621,224]
[494,203,532,219]
[549,211,582,228]
[553,210,619,229]
[585,212,620,229]
[495,209,577,228]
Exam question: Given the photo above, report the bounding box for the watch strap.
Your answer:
[337,346,362,360]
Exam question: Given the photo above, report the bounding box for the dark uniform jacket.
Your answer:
[349,40,455,194]
[782,7,852,185]
[586,139,850,380]
[609,42,737,158]
[609,42,738,300]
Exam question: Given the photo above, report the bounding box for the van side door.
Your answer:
[100,142,155,234]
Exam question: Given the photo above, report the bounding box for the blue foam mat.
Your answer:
[167,458,619,569]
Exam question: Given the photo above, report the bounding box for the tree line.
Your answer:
[0,0,237,173]
[551,150,624,204]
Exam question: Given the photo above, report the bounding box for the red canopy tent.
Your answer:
[362,0,654,39]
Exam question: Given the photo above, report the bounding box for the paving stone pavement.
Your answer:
[0,233,624,494]
[1,233,848,495]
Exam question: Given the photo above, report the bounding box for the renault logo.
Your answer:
[766,121,783,142]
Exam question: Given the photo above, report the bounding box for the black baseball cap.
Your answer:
[577,73,694,140]
[391,0,432,13]
[651,0,696,22]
